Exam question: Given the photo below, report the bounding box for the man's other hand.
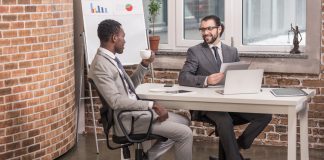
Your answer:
[152,103,168,122]
[141,51,155,67]
[207,72,224,85]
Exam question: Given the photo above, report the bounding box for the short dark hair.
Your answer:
[97,19,121,43]
[201,15,225,36]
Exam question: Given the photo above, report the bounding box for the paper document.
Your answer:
[218,62,250,85]
[220,62,250,73]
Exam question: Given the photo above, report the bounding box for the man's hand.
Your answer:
[141,51,155,67]
[207,72,224,85]
[152,103,168,122]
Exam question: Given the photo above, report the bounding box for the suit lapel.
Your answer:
[97,50,133,93]
[221,43,231,63]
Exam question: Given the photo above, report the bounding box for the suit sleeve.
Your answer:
[178,48,207,88]
[89,62,150,111]
[130,64,149,88]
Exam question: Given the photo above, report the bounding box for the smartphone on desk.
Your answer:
[165,90,191,94]
[164,83,174,87]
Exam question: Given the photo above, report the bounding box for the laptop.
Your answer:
[218,69,264,95]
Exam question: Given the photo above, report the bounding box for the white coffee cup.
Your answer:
[140,49,152,59]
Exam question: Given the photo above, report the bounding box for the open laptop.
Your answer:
[218,69,264,95]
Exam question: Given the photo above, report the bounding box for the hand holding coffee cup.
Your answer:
[140,50,155,67]
[140,49,152,59]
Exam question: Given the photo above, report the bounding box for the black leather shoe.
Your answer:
[209,155,219,160]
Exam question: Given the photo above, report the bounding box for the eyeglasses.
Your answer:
[198,26,218,33]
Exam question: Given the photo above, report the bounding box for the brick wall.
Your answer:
[84,1,324,150]
[0,0,75,160]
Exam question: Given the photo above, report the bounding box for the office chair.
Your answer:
[89,79,167,160]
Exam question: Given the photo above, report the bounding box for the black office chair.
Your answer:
[89,79,167,160]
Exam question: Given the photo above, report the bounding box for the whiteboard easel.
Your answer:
[80,0,148,65]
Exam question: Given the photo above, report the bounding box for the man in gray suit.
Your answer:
[178,15,272,160]
[89,19,192,160]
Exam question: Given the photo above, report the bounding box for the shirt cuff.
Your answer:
[140,62,149,69]
[203,76,208,87]
[148,101,154,109]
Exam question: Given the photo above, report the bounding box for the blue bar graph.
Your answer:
[90,3,108,14]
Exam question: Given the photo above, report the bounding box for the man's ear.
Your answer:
[218,26,222,33]
[111,35,117,42]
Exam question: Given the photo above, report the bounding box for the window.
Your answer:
[242,0,306,46]
[183,0,224,40]
[143,0,168,44]
[233,0,307,52]
[144,0,321,73]
[144,0,315,51]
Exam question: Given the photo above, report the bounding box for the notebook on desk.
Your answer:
[217,69,264,95]
[270,88,308,97]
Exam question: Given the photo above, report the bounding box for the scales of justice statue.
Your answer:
[288,23,302,54]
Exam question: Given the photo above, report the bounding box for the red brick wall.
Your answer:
[0,0,75,159]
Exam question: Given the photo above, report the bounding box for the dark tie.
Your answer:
[114,57,136,94]
[212,46,222,69]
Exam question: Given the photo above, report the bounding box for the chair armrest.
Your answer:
[117,109,154,143]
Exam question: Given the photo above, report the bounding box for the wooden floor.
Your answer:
[56,134,324,160]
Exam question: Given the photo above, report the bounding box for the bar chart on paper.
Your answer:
[90,3,108,14]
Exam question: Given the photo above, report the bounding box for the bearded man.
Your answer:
[178,15,272,160]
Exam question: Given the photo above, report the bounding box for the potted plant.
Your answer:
[148,0,161,52]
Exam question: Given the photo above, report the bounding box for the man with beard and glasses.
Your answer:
[178,15,272,160]
[89,19,193,160]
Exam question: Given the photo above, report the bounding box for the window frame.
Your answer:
[157,0,321,74]
[160,0,317,52]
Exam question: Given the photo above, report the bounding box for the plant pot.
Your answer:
[149,36,160,53]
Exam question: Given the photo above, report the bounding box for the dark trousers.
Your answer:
[204,112,272,160]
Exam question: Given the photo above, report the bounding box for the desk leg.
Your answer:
[288,107,297,160]
[121,149,124,160]
[299,102,309,160]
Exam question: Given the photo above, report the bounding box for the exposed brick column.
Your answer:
[0,0,75,159]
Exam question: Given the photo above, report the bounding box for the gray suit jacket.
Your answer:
[88,49,154,136]
[178,42,239,88]
[178,42,239,120]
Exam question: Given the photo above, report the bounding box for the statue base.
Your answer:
[290,49,301,54]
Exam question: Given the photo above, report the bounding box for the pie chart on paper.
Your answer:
[125,4,133,11]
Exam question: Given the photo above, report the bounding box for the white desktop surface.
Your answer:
[136,83,315,160]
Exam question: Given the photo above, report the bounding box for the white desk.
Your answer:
[136,83,315,160]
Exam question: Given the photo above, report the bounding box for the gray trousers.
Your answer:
[147,112,192,160]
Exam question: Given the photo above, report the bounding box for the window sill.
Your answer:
[157,50,308,59]
[239,52,308,59]
[155,50,319,74]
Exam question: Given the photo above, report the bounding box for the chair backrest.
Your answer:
[88,79,114,136]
